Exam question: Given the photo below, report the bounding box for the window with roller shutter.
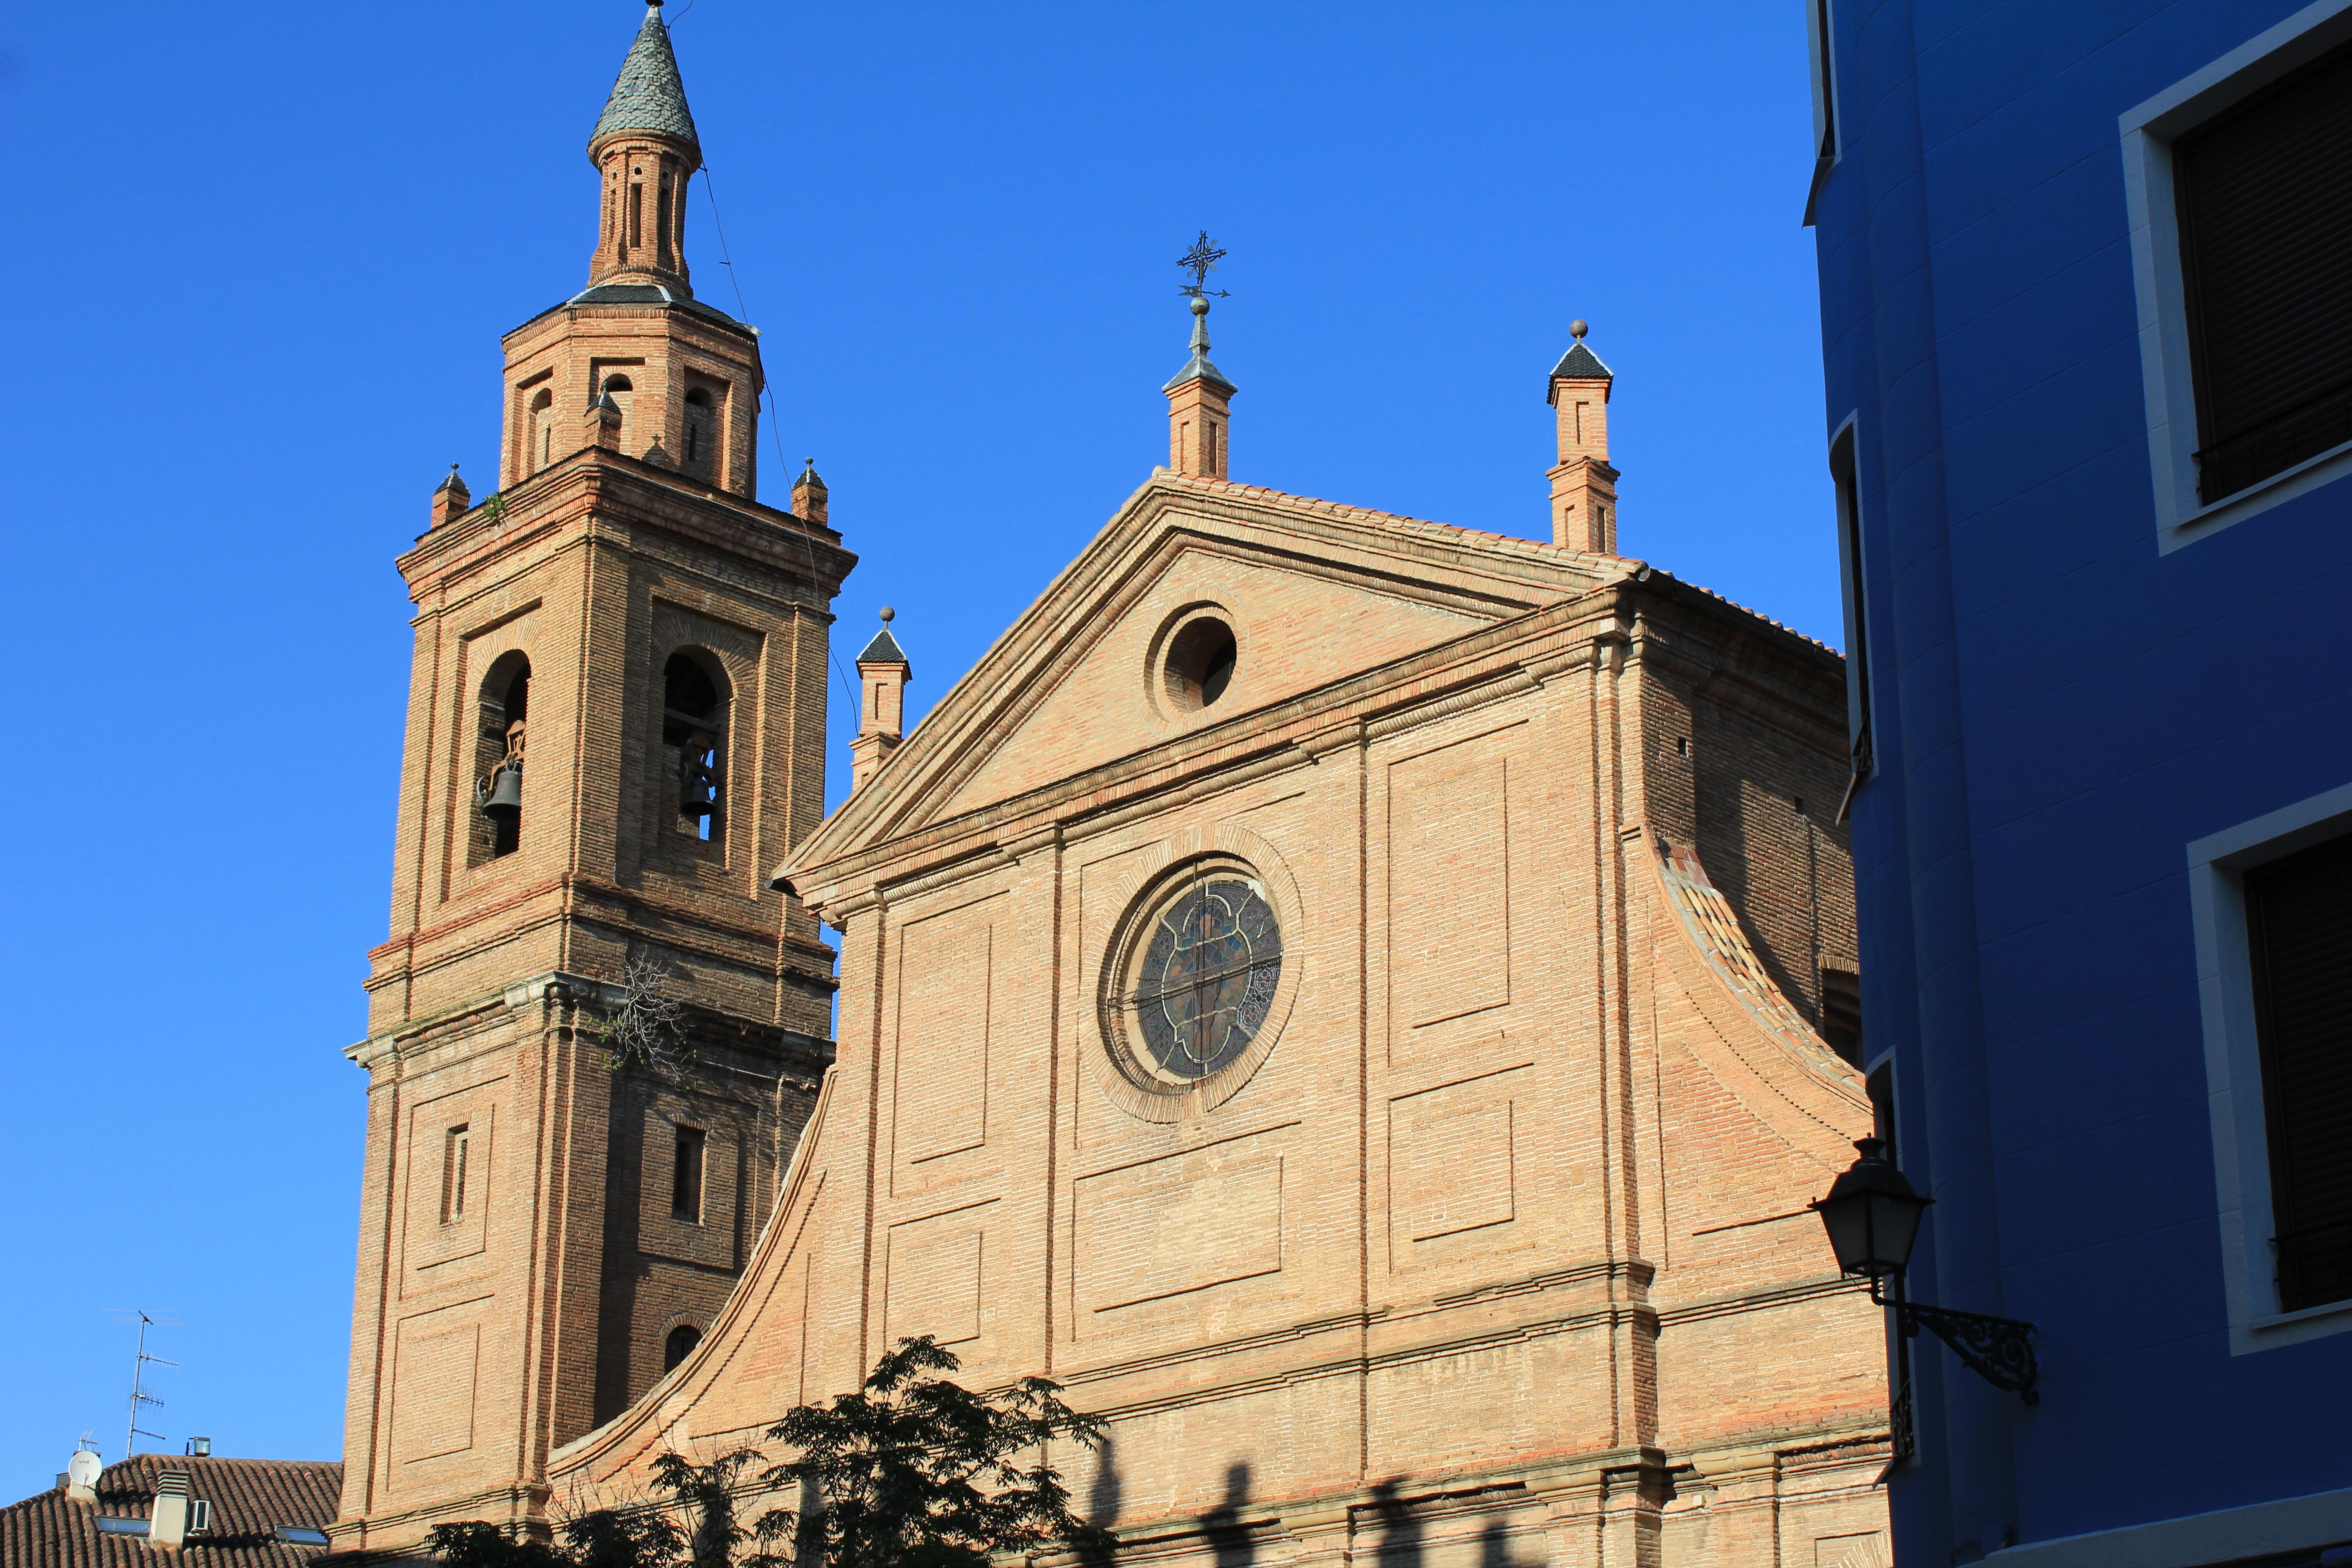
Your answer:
[2174,37,2352,504]
[2247,832,2352,1312]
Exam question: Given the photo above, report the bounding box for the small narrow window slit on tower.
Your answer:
[672,1125,706,1222]
[441,1124,470,1223]
[681,386,718,481]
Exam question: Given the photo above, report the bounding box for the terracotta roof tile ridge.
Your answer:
[1149,469,1632,567]
[1642,566,1838,653]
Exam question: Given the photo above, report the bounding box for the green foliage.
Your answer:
[650,1448,760,1568]
[749,1336,1115,1568]
[428,1338,1111,1568]
[425,1510,683,1568]
[561,1508,687,1568]
[428,1522,569,1568]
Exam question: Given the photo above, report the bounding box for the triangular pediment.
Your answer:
[779,471,1625,879]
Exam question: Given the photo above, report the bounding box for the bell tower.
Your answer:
[333,5,853,1554]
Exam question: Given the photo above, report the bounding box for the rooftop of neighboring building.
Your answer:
[0,1454,343,1568]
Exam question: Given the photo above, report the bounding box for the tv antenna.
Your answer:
[106,1310,180,1459]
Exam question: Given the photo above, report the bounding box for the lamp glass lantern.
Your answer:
[1810,1137,1932,1280]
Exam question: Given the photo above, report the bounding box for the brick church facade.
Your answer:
[333,8,1892,1566]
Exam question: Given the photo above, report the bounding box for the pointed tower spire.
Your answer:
[1164,233,1236,480]
[430,462,471,529]
[586,1,702,292]
[1547,319,1618,552]
[851,608,912,792]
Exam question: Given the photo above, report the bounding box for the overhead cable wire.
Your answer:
[697,164,865,735]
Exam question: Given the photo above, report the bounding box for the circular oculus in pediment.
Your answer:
[1165,617,1237,710]
[1147,603,1242,722]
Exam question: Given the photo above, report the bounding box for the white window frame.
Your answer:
[1801,0,1839,226]
[1828,415,1874,819]
[2121,0,2352,554]
[2187,777,2352,1354]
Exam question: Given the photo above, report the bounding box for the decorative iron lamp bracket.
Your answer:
[1869,1279,2039,1404]
[1813,1139,2041,1406]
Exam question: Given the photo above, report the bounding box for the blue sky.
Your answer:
[0,1,1834,1499]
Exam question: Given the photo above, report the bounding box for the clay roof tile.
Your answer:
[0,1455,343,1568]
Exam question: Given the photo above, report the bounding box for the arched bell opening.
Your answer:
[525,387,555,478]
[602,374,635,454]
[471,652,531,864]
[662,651,727,844]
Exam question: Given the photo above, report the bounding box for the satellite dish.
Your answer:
[68,1449,102,1488]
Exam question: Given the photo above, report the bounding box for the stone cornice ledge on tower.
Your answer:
[399,450,852,599]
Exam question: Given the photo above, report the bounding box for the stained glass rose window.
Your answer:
[1121,877,1284,1085]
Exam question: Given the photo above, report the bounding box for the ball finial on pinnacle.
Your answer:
[879,606,896,624]
[1190,295,1210,317]
[1570,319,1589,341]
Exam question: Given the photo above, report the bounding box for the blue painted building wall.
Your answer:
[1808,1,2352,1562]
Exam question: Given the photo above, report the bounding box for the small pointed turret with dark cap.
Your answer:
[1165,296,1236,479]
[1547,319,1619,552]
[585,1,702,292]
[430,462,471,529]
[792,459,830,525]
[851,608,912,792]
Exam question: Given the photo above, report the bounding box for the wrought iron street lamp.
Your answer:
[1811,1138,2041,1404]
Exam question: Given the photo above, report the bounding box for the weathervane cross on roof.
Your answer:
[1178,231,1230,300]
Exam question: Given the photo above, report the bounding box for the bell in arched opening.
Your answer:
[662,652,726,843]
[472,657,532,863]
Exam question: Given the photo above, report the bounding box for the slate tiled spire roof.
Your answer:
[0,1455,342,1568]
[1163,299,1237,395]
[857,627,909,664]
[590,4,700,159]
[1543,341,1618,381]
[1548,340,1612,382]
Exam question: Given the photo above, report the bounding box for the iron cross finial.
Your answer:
[1178,231,1230,300]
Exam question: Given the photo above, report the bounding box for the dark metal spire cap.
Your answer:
[1163,297,1237,395]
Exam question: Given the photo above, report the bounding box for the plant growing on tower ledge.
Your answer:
[591,957,696,1073]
